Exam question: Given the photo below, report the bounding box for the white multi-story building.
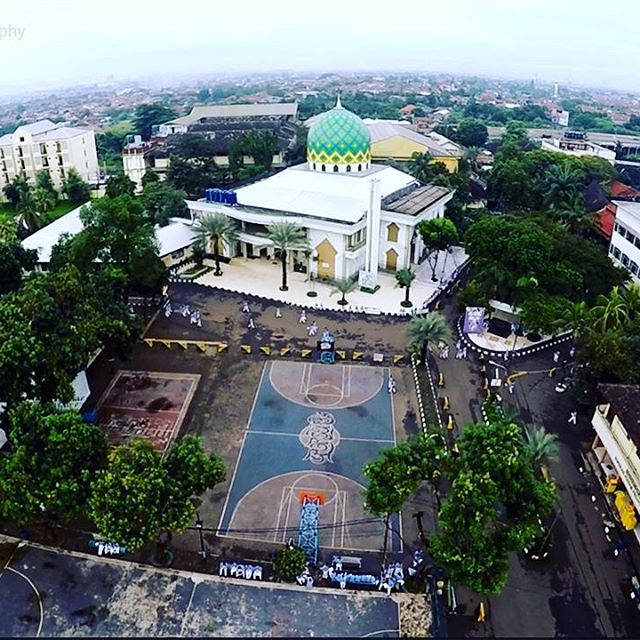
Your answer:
[609,201,640,283]
[0,120,99,197]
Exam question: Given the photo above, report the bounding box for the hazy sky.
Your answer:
[2,0,640,94]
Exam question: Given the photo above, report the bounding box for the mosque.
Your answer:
[186,98,453,286]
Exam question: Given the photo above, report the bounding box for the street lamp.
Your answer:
[195,511,207,562]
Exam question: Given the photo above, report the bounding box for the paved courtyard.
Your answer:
[190,246,467,314]
[0,540,400,637]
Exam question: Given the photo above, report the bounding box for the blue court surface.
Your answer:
[218,362,402,553]
[0,542,400,637]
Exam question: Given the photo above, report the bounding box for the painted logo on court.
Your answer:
[299,411,341,465]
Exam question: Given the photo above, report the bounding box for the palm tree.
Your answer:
[555,300,592,339]
[406,312,452,365]
[15,190,41,234]
[395,268,416,307]
[408,151,433,183]
[555,193,595,235]
[331,278,358,306]
[593,286,628,332]
[34,186,57,215]
[525,426,559,469]
[542,164,584,210]
[193,212,238,276]
[267,222,309,291]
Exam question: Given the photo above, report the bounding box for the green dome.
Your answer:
[307,99,371,168]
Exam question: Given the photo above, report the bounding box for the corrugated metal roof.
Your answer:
[384,184,450,216]
[166,103,298,126]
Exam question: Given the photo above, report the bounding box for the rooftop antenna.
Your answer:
[336,92,342,108]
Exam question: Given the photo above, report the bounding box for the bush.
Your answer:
[274,545,306,582]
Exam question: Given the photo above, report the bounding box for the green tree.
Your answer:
[0,219,17,243]
[430,418,556,596]
[395,267,416,307]
[133,103,177,141]
[454,118,488,147]
[62,168,92,204]
[88,436,225,552]
[142,182,188,226]
[141,169,160,189]
[193,212,238,276]
[33,186,57,215]
[105,174,137,199]
[74,196,167,299]
[166,156,221,197]
[406,312,452,364]
[267,222,309,291]
[416,217,458,280]
[0,402,107,525]
[274,546,307,582]
[35,170,58,204]
[331,278,358,306]
[0,241,37,296]
[241,130,279,170]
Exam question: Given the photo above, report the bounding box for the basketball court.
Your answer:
[218,362,402,554]
[95,370,200,454]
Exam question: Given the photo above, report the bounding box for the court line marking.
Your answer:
[178,581,198,638]
[219,469,380,547]
[217,363,268,534]
[362,628,401,637]
[341,491,347,549]
[246,429,395,444]
[6,566,43,638]
[269,362,384,410]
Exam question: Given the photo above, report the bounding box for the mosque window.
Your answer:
[387,223,399,242]
[358,164,362,171]
[333,165,338,173]
[321,164,326,172]
[346,165,351,172]
[313,163,316,170]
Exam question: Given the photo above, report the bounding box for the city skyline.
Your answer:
[1,0,640,95]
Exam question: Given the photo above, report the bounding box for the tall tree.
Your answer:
[267,222,309,291]
[193,212,238,276]
[0,242,37,296]
[406,312,452,364]
[142,182,188,226]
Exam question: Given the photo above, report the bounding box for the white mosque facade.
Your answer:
[186,99,453,284]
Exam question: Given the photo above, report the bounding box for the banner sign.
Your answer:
[463,307,486,334]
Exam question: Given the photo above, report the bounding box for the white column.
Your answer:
[367,178,381,280]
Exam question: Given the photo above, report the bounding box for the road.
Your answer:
[430,295,640,638]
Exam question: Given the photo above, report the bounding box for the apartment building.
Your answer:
[0,120,99,197]
[609,200,640,283]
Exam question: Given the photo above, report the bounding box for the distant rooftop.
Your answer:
[0,119,93,146]
[598,383,640,441]
[165,103,298,126]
